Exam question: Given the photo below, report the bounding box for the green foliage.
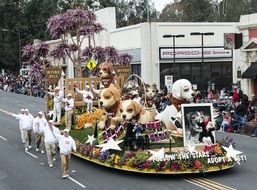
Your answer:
[70,127,94,143]
[180,0,215,22]
[159,0,257,22]
[0,1,20,71]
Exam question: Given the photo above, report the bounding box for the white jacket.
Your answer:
[76,88,93,103]
[63,98,74,111]
[48,91,63,103]
[58,135,76,155]
[33,116,47,133]
[11,113,24,128]
[12,113,34,130]
[42,125,61,144]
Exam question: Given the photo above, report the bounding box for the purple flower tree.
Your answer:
[22,42,50,83]
[47,8,104,77]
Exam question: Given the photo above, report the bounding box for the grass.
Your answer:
[70,128,94,143]
[58,123,94,144]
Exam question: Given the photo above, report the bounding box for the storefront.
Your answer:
[159,47,233,91]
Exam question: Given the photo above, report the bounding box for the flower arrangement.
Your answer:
[204,144,224,156]
[75,141,235,173]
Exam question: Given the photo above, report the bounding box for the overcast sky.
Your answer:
[152,0,173,12]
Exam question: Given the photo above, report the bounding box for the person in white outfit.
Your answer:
[10,108,26,143]
[57,128,76,179]
[47,87,63,124]
[23,109,34,150]
[76,85,94,112]
[91,83,105,95]
[33,111,47,153]
[42,120,61,168]
[62,93,74,130]
[9,109,34,151]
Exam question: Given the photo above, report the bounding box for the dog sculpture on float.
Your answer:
[110,99,154,129]
[98,61,117,88]
[98,84,121,129]
[155,79,193,135]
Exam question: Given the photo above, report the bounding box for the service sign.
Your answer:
[160,47,232,60]
[45,68,62,84]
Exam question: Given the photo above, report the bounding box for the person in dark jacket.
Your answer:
[198,116,215,144]
[124,121,135,151]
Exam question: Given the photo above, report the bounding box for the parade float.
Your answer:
[23,8,246,174]
[64,75,246,174]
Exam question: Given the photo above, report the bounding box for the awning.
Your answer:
[242,62,257,79]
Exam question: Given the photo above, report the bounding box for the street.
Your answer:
[0,90,256,190]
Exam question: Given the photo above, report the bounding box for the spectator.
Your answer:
[0,73,45,98]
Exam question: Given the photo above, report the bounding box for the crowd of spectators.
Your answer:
[0,73,45,98]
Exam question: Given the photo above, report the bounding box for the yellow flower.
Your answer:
[114,155,120,164]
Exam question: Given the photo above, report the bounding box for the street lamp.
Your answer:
[0,28,21,70]
[190,32,214,92]
[163,34,185,81]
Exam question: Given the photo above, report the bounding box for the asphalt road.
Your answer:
[0,90,256,190]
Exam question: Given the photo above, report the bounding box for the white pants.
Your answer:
[19,125,25,143]
[86,101,93,112]
[53,102,62,123]
[23,129,32,148]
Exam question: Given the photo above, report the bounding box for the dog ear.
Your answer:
[172,81,181,98]
[109,84,121,101]
[106,62,114,74]
[152,83,157,89]
[145,83,150,88]
[132,101,145,115]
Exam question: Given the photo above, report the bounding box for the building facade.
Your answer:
[110,22,237,93]
[44,8,257,96]
[236,13,257,96]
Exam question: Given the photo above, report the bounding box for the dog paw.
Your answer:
[99,121,105,129]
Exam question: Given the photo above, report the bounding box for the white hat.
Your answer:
[67,93,72,97]
[48,120,54,124]
[24,109,29,112]
[55,87,60,90]
[21,109,25,112]
[38,111,44,115]
[64,128,69,133]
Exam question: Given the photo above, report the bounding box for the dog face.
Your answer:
[172,79,193,101]
[118,100,145,121]
[99,84,121,109]
[98,62,114,78]
[186,111,203,136]
[143,84,158,99]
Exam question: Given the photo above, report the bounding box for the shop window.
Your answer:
[180,63,191,81]
[191,63,201,86]
[131,64,141,77]
[203,63,211,86]
[160,64,171,89]
[222,62,232,76]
